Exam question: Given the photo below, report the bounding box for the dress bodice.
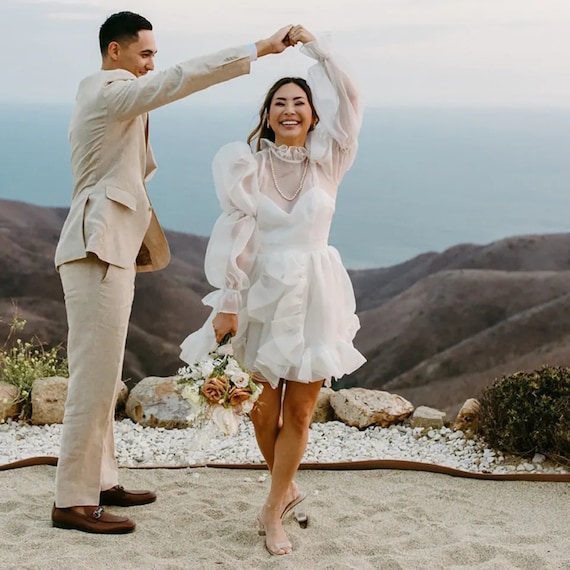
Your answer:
[256,187,335,252]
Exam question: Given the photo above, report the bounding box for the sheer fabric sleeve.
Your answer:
[302,39,362,181]
[202,141,259,314]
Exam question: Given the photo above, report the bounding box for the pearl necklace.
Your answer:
[268,150,309,202]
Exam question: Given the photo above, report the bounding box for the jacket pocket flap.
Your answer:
[105,186,137,211]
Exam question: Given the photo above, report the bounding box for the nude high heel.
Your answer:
[256,509,292,556]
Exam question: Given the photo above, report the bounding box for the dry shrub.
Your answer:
[479,366,570,465]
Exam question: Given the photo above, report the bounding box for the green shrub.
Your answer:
[0,313,68,420]
[479,366,570,465]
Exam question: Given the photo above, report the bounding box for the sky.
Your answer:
[2,0,570,108]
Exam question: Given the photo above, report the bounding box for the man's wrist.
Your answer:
[254,38,272,58]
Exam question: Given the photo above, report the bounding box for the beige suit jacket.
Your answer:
[55,46,251,273]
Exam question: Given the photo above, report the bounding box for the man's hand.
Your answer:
[212,312,238,343]
[255,25,294,58]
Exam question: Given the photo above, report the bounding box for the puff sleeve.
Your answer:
[202,141,260,314]
[180,142,259,365]
[303,39,362,181]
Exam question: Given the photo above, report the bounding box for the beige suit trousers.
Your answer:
[55,254,135,507]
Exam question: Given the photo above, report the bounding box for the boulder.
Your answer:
[311,387,336,424]
[330,388,413,429]
[31,376,68,425]
[453,398,481,434]
[30,377,130,425]
[410,405,447,429]
[125,376,193,428]
[0,381,19,422]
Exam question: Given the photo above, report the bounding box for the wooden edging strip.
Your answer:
[1,456,569,482]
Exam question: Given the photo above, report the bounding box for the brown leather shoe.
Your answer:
[51,505,136,534]
[99,485,157,507]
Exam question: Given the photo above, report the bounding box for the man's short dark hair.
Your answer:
[99,11,153,55]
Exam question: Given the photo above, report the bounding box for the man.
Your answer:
[52,11,292,534]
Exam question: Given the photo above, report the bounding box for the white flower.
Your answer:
[181,385,201,407]
[199,360,215,378]
[189,365,203,380]
[177,365,189,375]
[216,343,233,356]
[178,365,202,380]
[224,358,242,377]
[230,370,250,388]
[210,405,241,436]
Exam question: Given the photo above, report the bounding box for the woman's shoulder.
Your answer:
[212,141,260,206]
[213,141,255,165]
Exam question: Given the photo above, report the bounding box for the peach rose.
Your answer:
[201,376,229,404]
[228,386,252,408]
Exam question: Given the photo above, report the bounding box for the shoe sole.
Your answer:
[52,520,136,534]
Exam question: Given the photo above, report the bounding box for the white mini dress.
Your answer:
[180,40,366,388]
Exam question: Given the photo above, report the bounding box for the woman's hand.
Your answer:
[286,25,316,46]
[256,25,294,57]
[212,312,238,343]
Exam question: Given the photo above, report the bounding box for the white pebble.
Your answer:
[0,418,567,476]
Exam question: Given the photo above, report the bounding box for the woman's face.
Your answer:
[267,82,314,147]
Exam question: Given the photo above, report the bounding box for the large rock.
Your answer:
[31,376,68,425]
[125,376,193,428]
[0,381,20,422]
[31,377,129,425]
[453,398,481,434]
[330,388,414,429]
[311,387,336,424]
[410,405,447,429]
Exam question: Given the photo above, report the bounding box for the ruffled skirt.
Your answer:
[180,245,366,388]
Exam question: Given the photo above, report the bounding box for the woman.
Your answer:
[180,25,366,556]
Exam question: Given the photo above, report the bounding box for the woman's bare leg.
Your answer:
[249,377,283,471]
[259,380,323,554]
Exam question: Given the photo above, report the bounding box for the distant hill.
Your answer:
[1,198,569,415]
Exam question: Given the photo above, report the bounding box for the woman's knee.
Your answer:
[282,381,322,431]
[283,406,314,432]
[250,401,280,431]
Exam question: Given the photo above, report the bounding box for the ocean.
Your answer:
[1,103,569,269]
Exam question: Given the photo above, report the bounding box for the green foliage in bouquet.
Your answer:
[0,313,68,420]
[479,366,570,465]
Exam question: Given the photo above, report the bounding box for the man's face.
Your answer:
[112,29,157,77]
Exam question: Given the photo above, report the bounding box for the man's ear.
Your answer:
[107,41,121,61]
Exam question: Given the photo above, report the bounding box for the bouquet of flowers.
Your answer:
[177,334,263,436]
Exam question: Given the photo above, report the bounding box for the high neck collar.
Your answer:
[261,139,309,163]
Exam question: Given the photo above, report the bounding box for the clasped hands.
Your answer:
[258,24,316,57]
